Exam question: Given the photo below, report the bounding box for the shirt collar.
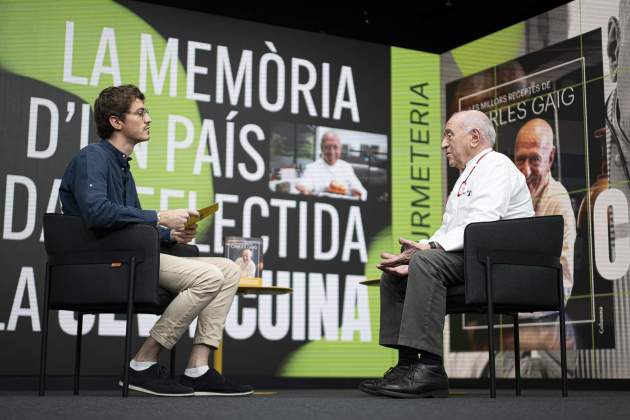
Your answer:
[100,139,133,166]
[464,147,493,169]
[321,158,338,168]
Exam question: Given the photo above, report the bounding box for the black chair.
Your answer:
[446,215,568,398]
[39,213,199,397]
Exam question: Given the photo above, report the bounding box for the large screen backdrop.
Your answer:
[4,0,628,382]
[0,0,442,377]
[442,0,630,379]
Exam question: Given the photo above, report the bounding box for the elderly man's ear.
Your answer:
[470,128,481,147]
[608,16,621,83]
[549,146,557,168]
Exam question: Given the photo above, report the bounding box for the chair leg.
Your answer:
[513,314,521,396]
[557,269,568,397]
[170,345,177,379]
[39,263,51,396]
[73,312,83,395]
[122,257,136,398]
[485,257,496,398]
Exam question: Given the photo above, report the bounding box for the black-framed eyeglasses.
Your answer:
[126,108,150,120]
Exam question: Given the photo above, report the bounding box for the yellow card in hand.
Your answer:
[185,203,219,228]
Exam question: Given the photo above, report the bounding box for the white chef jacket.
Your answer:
[425,148,534,251]
[298,159,368,201]
[235,257,256,277]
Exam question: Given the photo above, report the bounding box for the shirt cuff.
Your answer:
[144,209,159,225]
[158,226,173,243]
[435,235,463,252]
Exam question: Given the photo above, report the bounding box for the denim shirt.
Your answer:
[59,139,171,242]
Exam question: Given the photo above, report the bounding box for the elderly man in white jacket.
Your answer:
[359,110,534,398]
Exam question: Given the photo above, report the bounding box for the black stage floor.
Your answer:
[1,389,629,420]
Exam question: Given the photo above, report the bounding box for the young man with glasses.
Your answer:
[59,85,253,397]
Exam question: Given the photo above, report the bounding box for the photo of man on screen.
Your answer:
[295,131,368,200]
[514,118,576,300]
[607,0,630,204]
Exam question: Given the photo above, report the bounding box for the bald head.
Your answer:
[321,131,341,166]
[451,110,496,146]
[441,110,496,170]
[514,118,555,196]
[516,118,554,150]
[240,248,252,261]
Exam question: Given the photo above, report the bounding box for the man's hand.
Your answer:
[295,183,311,195]
[381,264,409,278]
[157,209,199,230]
[170,225,197,244]
[376,239,430,271]
[350,188,363,199]
[399,237,429,252]
[378,247,418,269]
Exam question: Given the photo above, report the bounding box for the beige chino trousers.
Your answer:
[149,254,240,350]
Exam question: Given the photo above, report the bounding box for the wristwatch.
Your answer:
[429,241,440,249]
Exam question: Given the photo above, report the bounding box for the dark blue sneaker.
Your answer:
[118,364,194,397]
[180,368,254,396]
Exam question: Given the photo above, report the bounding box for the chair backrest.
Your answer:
[463,215,564,309]
[43,213,161,309]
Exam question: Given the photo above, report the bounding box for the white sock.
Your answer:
[185,365,210,378]
[130,359,157,371]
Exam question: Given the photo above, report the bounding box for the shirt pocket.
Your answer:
[455,183,473,208]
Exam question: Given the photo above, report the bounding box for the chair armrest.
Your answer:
[475,249,561,269]
[44,213,159,261]
[464,216,564,257]
[161,243,200,258]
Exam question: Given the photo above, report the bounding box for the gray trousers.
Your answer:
[379,249,464,356]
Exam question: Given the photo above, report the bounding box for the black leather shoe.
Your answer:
[378,363,449,398]
[358,365,408,396]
